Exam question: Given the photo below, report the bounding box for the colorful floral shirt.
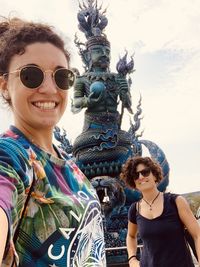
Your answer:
[0,126,106,267]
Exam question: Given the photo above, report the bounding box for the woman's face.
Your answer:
[134,163,157,191]
[4,42,69,131]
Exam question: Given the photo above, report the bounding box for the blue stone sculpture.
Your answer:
[54,1,170,265]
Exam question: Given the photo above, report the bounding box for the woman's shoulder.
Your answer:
[128,202,136,216]
[163,192,184,212]
[0,128,30,163]
[164,192,180,201]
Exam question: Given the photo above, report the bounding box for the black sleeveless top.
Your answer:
[128,193,194,267]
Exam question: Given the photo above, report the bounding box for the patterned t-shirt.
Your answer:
[0,126,106,267]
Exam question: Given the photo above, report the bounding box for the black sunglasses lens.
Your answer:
[20,66,43,89]
[55,69,75,90]
[141,169,151,177]
[134,168,151,180]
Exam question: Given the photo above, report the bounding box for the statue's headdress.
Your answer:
[75,0,110,69]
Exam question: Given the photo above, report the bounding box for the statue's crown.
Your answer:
[86,36,110,48]
[77,0,110,48]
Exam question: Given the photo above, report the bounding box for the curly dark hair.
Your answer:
[120,156,163,189]
[0,17,71,104]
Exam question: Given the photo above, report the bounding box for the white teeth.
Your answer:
[140,181,147,184]
[33,102,56,109]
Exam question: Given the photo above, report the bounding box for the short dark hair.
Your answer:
[120,156,163,189]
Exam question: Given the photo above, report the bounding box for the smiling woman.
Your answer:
[120,156,200,267]
[0,17,106,266]
[2,43,71,139]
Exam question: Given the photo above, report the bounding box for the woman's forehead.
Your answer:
[136,163,147,170]
[9,42,68,70]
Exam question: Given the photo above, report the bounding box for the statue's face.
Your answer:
[89,45,110,68]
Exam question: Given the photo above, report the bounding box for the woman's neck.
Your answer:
[142,189,160,202]
[15,123,56,155]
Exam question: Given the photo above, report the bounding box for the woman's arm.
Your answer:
[176,196,200,264]
[126,221,140,267]
[0,207,8,265]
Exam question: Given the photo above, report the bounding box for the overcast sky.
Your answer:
[0,0,199,194]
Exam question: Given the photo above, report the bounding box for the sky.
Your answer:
[0,0,199,194]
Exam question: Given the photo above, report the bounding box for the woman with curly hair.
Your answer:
[120,156,200,267]
[0,16,106,266]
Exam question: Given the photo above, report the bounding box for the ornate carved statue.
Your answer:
[71,0,135,181]
[55,0,170,265]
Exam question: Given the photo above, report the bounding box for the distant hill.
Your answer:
[181,191,200,216]
[182,191,200,197]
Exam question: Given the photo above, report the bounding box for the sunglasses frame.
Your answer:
[134,167,151,180]
[3,65,75,90]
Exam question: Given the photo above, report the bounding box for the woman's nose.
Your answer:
[38,73,57,94]
[138,173,145,180]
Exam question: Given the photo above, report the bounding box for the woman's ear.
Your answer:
[2,89,10,100]
[0,77,10,100]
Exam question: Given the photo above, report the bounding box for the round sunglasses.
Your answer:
[3,65,75,90]
[133,167,151,180]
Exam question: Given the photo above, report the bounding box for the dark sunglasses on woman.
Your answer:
[3,65,75,90]
[134,167,151,180]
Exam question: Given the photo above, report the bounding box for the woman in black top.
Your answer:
[120,156,200,267]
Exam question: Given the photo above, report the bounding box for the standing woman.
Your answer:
[0,17,106,266]
[120,156,200,267]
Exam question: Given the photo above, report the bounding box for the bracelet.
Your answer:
[128,255,137,262]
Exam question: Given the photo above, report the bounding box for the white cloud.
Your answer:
[103,0,200,54]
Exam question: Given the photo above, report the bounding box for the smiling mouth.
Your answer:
[140,180,148,185]
[32,101,58,110]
